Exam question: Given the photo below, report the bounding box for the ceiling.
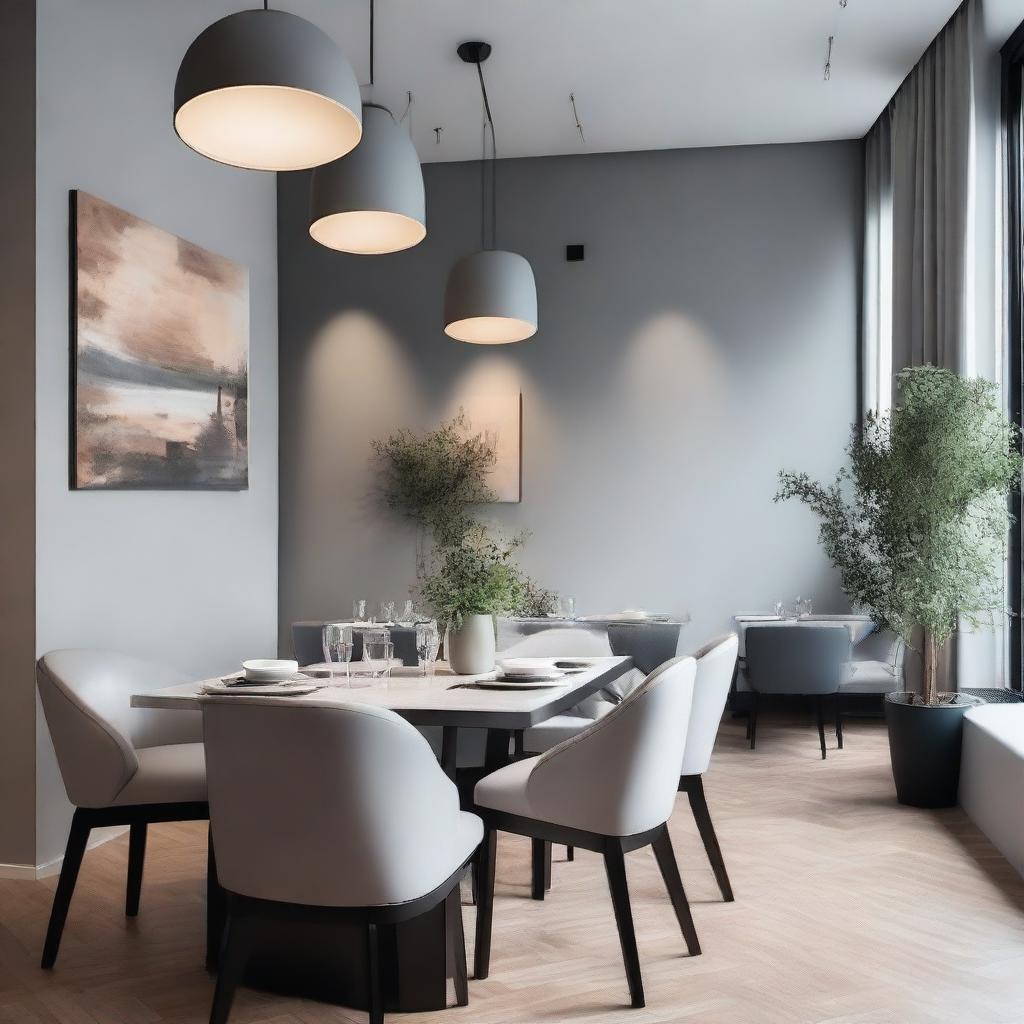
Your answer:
[287,0,986,163]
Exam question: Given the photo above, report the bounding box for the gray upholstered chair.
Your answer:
[678,634,739,901]
[201,696,483,1024]
[473,656,700,1010]
[744,626,851,759]
[36,649,209,969]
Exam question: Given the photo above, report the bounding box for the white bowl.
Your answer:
[497,657,558,676]
[242,659,299,682]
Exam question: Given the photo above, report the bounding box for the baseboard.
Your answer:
[0,825,128,880]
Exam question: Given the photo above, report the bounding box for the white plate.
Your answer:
[495,670,566,683]
[243,658,299,682]
[476,680,566,691]
[202,681,320,697]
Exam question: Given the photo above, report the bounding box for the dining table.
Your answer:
[131,654,634,1014]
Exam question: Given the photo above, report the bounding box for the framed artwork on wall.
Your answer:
[70,190,249,490]
[450,392,522,503]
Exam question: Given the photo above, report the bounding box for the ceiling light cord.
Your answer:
[369,0,375,88]
[473,60,498,250]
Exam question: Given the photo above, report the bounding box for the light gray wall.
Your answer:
[34,0,279,868]
[278,141,863,655]
[0,0,37,869]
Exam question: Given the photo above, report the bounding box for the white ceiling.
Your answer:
[287,0,987,163]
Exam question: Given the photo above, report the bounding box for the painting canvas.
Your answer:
[72,191,249,489]
[451,393,522,503]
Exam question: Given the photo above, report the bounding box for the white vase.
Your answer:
[446,614,496,675]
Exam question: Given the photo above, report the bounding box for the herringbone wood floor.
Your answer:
[3,714,1024,1024]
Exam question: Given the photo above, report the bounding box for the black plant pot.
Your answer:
[884,692,980,808]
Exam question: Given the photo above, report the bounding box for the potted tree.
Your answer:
[418,528,527,674]
[777,366,1021,807]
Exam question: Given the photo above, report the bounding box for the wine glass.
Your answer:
[416,622,440,677]
[379,600,395,624]
[363,632,393,679]
[352,599,367,622]
[321,623,353,683]
[398,599,416,625]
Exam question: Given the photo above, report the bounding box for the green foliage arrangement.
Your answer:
[372,412,558,627]
[372,412,496,548]
[418,528,529,628]
[776,366,1021,706]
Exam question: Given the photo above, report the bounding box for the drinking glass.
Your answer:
[352,599,367,622]
[379,600,395,624]
[799,597,813,618]
[773,601,785,619]
[416,622,440,677]
[363,632,393,679]
[399,599,416,625]
[563,596,576,620]
[321,623,353,683]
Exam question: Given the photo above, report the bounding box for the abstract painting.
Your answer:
[71,191,249,489]
[450,393,522,502]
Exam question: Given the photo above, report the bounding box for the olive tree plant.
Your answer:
[776,366,1021,706]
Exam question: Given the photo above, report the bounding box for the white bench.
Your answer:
[959,704,1024,878]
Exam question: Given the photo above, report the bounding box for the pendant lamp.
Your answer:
[308,2,426,254]
[174,5,362,172]
[443,42,537,344]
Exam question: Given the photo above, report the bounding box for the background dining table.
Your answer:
[130,655,635,1014]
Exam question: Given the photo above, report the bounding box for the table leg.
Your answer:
[440,727,458,781]
[484,729,513,772]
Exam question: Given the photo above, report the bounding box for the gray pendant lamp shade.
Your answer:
[174,10,362,171]
[309,104,426,254]
[443,249,538,344]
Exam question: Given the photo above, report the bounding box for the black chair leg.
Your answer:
[41,809,91,969]
[208,907,253,1024]
[749,692,759,749]
[815,695,827,759]
[683,776,734,902]
[206,827,226,972]
[445,887,469,1006]
[835,694,844,749]
[545,841,552,891]
[651,827,701,956]
[125,821,147,917]
[603,841,645,1008]
[366,922,384,1024]
[531,838,548,900]
[474,828,497,980]
[566,845,575,862]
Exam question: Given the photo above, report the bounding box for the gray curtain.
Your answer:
[862,0,976,692]
[890,0,974,380]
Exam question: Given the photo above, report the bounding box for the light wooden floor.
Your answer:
[3,714,1024,1024]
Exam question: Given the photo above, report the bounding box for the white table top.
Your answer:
[130,656,634,730]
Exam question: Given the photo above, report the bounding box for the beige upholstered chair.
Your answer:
[201,696,483,1024]
[473,656,699,1010]
[36,649,209,969]
[678,634,739,901]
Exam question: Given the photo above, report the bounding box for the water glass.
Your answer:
[563,596,576,620]
[798,597,813,618]
[416,622,440,677]
[363,633,394,679]
[379,600,395,624]
[352,598,367,622]
[398,599,416,625]
[322,623,353,683]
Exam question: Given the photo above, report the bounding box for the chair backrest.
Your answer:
[37,649,198,808]
[744,626,850,696]
[605,622,682,674]
[524,656,697,837]
[498,628,612,659]
[681,634,739,776]
[201,697,476,908]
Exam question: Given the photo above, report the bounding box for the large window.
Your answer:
[1003,25,1024,690]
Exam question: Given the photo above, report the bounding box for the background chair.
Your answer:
[201,696,482,1024]
[679,634,739,902]
[36,649,209,969]
[606,621,683,696]
[743,626,851,759]
[473,656,699,1010]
